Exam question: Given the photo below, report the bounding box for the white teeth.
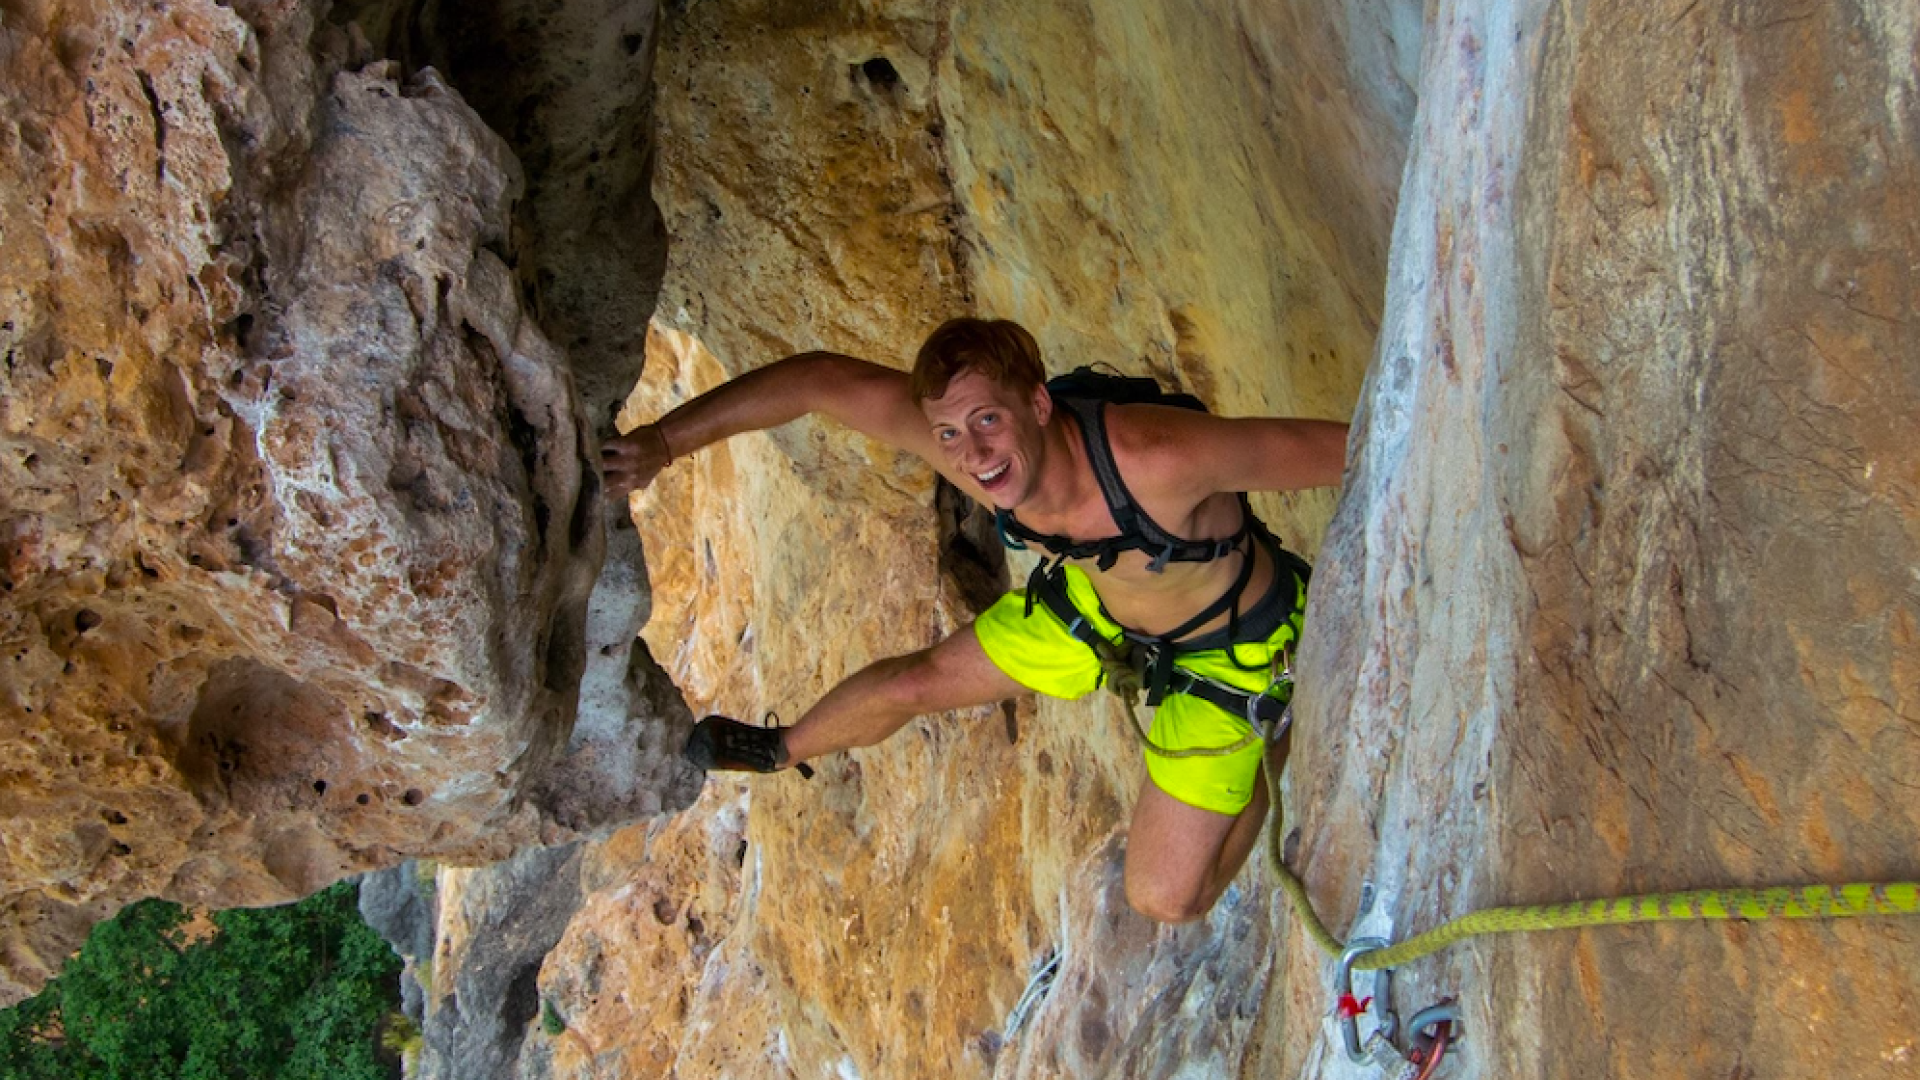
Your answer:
[978,463,1009,483]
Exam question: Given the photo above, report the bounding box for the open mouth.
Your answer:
[976,462,1010,487]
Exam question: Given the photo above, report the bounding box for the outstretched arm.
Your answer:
[1209,414,1351,492]
[1109,404,1351,502]
[603,351,939,497]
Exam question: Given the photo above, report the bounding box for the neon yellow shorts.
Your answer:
[975,564,1304,816]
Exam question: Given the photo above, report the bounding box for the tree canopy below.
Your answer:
[0,880,403,1080]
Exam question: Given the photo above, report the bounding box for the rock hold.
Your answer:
[0,0,687,1003]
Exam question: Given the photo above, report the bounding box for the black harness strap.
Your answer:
[1166,668,1292,727]
[1128,529,1259,707]
[1026,523,1309,725]
[996,396,1249,573]
[1161,526,1312,656]
[1000,378,1310,726]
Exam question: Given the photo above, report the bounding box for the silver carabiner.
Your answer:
[1260,644,1295,732]
[1336,938,1397,1065]
[1270,641,1294,686]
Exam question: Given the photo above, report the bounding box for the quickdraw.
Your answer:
[1256,733,1920,1076]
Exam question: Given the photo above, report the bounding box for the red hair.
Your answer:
[910,318,1045,402]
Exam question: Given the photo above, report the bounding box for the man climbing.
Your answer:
[601,318,1349,923]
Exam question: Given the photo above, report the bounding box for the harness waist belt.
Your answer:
[1027,519,1309,714]
[1166,669,1291,727]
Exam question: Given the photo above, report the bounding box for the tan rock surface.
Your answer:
[529,788,752,1079]
[620,13,1052,1068]
[547,0,1391,1077]
[1267,1,1920,1076]
[0,0,688,1004]
[560,0,1917,1078]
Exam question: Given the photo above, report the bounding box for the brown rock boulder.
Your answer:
[0,0,688,1003]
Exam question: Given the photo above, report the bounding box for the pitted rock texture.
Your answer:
[548,1,1912,1078]
[520,786,754,1080]
[336,0,690,840]
[530,0,1394,1077]
[0,0,689,1004]
[1270,1,1920,1077]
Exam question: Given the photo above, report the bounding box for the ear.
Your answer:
[1031,382,1054,425]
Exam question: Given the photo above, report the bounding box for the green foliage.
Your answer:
[0,881,403,1080]
[540,999,566,1037]
[411,861,438,897]
[378,1012,421,1056]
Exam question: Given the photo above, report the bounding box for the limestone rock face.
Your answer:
[1270,1,1920,1076]
[8,0,1915,1073]
[0,0,688,1003]
[336,0,689,840]
[532,0,1400,1077]
[538,0,1916,1078]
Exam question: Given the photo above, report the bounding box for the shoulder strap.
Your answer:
[1059,397,1147,555]
[994,387,1251,572]
[1070,396,1250,571]
[993,396,1142,570]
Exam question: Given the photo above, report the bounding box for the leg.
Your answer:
[781,624,1025,764]
[1123,763,1271,924]
[1122,608,1299,922]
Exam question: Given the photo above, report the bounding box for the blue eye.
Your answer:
[978,413,999,428]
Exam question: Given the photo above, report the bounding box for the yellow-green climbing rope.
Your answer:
[1104,653,1261,760]
[1108,665,1920,967]
[1260,757,1920,971]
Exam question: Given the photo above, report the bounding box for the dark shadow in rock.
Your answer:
[936,475,1010,616]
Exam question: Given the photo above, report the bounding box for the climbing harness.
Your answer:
[997,393,1251,574]
[996,366,1218,572]
[999,368,1257,609]
[1094,641,1293,760]
[996,365,1316,744]
[1023,519,1311,755]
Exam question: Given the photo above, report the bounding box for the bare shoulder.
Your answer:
[1102,402,1218,496]
[1108,399,1353,496]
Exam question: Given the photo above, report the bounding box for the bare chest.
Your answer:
[1019,489,1263,637]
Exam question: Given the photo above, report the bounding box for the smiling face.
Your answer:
[922,370,1054,508]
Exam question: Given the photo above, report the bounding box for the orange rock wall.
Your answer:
[1271,1,1920,1076]
[532,0,1402,1077]
[0,0,688,1004]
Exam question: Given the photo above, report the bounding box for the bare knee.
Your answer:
[1124,866,1212,925]
[1126,883,1210,925]
[877,647,945,718]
